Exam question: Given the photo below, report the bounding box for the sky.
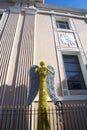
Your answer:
[45,0,87,9]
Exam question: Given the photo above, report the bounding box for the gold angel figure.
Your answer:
[25,61,61,130]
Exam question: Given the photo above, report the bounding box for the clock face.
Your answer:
[60,33,75,46]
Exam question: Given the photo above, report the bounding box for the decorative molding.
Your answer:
[26,7,38,14]
[9,6,37,14]
[58,95,87,101]
[8,0,44,3]
[9,7,21,13]
[85,14,87,18]
[0,9,6,13]
[60,33,76,46]
[0,11,9,35]
[37,10,87,20]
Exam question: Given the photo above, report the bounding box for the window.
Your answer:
[0,14,2,20]
[63,55,86,90]
[85,19,87,24]
[56,21,70,29]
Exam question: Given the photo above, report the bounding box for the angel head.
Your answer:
[40,61,46,67]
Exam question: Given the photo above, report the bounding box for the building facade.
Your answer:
[0,0,87,130]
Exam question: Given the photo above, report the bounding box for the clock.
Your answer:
[60,33,76,46]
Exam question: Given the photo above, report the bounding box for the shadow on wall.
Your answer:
[0,14,27,107]
[85,64,87,70]
[1,62,87,107]
[0,85,29,130]
[0,84,28,107]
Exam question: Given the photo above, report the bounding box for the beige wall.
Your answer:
[35,14,56,65]
[1,12,35,106]
[35,14,62,96]
[73,18,87,53]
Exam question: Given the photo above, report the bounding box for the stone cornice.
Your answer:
[8,0,44,3]
[37,10,87,20]
[9,6,38,14]
[35,3,87,15]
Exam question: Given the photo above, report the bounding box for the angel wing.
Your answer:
[46,65,60,105]
[25,65,40,106]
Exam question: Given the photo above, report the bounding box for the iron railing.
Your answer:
[0,102,87,130]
